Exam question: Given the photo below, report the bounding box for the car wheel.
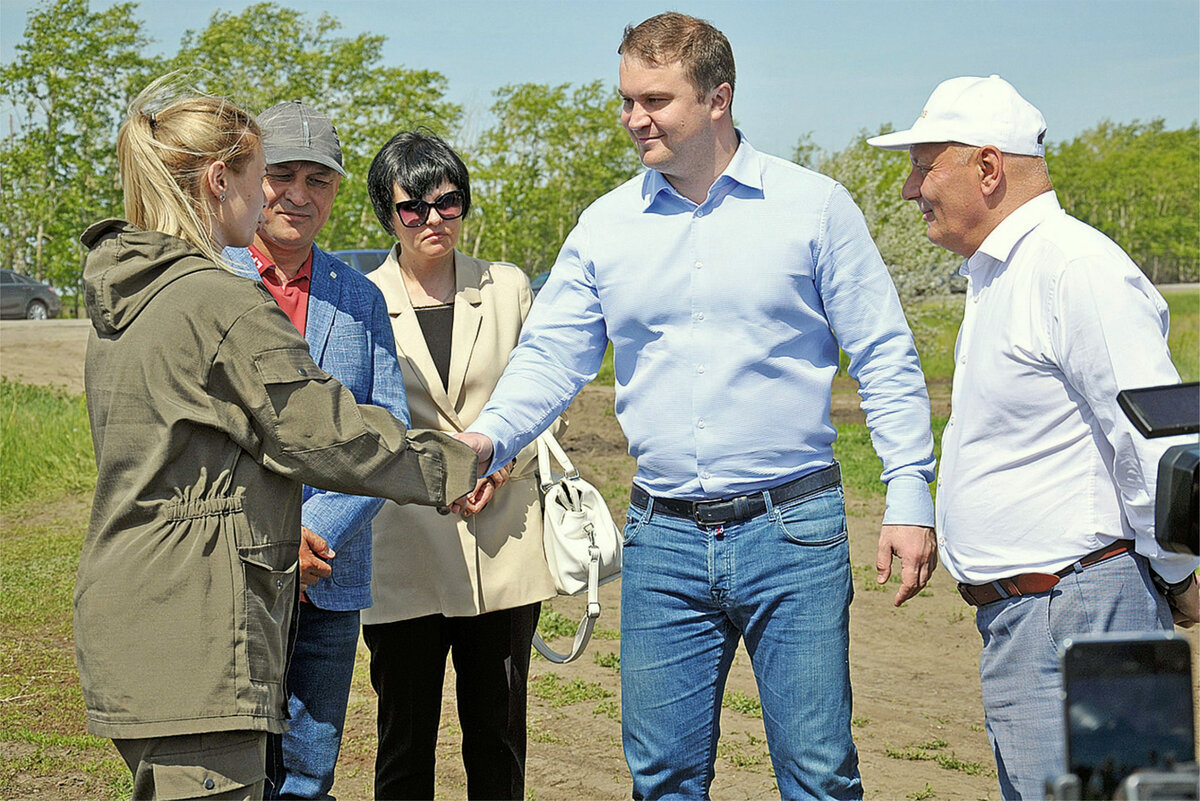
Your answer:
[25,300,48,320]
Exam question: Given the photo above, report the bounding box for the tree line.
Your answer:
[3,0,1196,313]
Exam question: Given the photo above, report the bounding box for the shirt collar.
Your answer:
[641,130,763,210]
[963,190,1061,275]
[249,243,313,284]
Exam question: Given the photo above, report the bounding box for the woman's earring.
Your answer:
[218,192,226,202]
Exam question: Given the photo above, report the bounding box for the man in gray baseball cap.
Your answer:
[224,101,410,799]
[871,76,1199,799]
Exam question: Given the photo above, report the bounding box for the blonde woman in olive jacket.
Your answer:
[76,83,474,801]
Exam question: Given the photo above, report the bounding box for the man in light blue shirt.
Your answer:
[459,13,937,799]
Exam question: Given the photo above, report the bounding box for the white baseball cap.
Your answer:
[868,75,1047,157]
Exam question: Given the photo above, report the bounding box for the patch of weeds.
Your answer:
[592,699,620,721]
[969,723,985,733]
[528,725,560,744]
[530,673,613,708]
[716,732,768,770]
[907,783,936,800]
[855,564,895,591]
[722,689,762,718]
[536,606,577,640]
[946,608,967,624]
[593,627,621,641]
[933,752,989,775]
[851,716,870,728]
[594,651,620,672]
[885,738,992,777]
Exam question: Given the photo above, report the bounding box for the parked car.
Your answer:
[331,249,390,275]
[1,268,62,320]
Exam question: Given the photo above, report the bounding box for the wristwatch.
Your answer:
[1151,571,1196,597]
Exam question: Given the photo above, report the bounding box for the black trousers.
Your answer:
[362,603,540,801]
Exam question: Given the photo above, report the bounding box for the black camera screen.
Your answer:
[1116,382,1200,438]
[1064,638,1195,800]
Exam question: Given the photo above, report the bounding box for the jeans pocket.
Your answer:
[773,486,847,546]
[623,504,648,546]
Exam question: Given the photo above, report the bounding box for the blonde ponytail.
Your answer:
[116,74,260,264]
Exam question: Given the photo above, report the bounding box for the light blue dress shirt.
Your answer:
[472,137,935,525]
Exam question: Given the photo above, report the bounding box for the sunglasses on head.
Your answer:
[395,190,466,228]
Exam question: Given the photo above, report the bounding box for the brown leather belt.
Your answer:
[957,541,1131,607]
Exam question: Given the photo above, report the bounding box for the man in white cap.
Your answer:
[869,76,1199,798]
[225,101,410,799]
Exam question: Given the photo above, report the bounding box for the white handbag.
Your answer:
[532,431,622,663]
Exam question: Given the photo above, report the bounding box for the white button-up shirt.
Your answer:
[936,191,1198,584]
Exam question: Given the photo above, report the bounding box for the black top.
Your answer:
[414,303,454,391]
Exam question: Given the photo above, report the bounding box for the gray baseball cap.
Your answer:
[257,100,347,176]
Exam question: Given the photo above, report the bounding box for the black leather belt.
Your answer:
[630,464,841,527]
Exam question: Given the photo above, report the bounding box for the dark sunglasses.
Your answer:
[395,190,466,228]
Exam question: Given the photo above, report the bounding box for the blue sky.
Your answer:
[3,0,1198,157]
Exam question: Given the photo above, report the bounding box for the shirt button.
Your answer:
[694,261,702,269]
[938,536,947,547]
[702,471,711,479]
[697,419,706,429]
[276,579,284,589]
[696,312,705,321]
[297,368,307,376]
[204,779,215,790]
[697,365,705,374]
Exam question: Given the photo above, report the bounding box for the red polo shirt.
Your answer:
[249,244,312,337]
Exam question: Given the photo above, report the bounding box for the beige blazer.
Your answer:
[364,246,558,622]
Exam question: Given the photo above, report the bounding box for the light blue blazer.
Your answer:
[225,244,411,610]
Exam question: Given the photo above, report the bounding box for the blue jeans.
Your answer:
[974,551,1171,800]
[621,485,861,801]
[266,604,360,800]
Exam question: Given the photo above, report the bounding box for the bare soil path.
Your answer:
[5,319,1192,801]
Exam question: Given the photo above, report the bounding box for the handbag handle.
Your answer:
[536,430,579,490]
[532,540,603,664]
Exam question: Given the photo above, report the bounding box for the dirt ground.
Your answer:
[1,319,1194,801]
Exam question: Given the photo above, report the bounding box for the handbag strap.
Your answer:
[532,539,603,664]
[536,430,578,490]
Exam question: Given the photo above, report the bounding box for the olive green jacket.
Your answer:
[74,220,475,739]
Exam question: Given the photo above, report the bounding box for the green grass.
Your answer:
[536,605,578,640]
[721,689,763,718]
[1164,288,1199,383]
[529,673,613,708]
[1,487,127,799]
[885,738,992,777]
[0,379,95,512]
[593,651,620,672]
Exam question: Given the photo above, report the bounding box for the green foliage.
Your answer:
[794,128,963,303]
[592,699,621,721]
[536,605,577,640]
[1164,288,1199,383]
[1050,120,1200,283]
[885,739,992,776]
[466,81,641,272]
[163,2,462,251]
[0,379,95,512]
[594,651,620,672]
[529,673,612,707]
[0,0,155,300]
[0,495,128,798]
[721,689,763,718]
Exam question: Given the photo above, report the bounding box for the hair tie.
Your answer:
[148,112,157,130]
